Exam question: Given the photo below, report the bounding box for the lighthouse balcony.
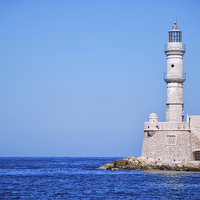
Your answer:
[164,44,186,51]
[163,73,186,83]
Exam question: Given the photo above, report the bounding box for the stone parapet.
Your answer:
[144,122,190,131]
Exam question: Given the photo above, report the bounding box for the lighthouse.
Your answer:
[164,22,186,122]
[141,22,200,162]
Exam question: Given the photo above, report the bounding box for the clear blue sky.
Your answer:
[0,0,200,157]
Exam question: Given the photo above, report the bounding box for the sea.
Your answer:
[0,157,200,199]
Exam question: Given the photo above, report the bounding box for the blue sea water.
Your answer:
[0,157,200,199]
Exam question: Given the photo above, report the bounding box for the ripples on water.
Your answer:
[0,157,200,199]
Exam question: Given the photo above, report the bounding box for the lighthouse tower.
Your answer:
[164,22,186,122]
[142,21,200,162]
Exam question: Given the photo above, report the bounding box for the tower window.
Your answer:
[171,64,174,68]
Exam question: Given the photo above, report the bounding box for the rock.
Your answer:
[99,157,200,171]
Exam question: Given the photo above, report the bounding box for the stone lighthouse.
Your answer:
[164,22,186,122]
[141,22,200,162]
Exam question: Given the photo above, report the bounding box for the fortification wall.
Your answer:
[142,114,200,161]
[187,115,200,160]
[144,122,189,130]
[142,130,192,161]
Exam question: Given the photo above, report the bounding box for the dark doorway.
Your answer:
[193,151,200,161]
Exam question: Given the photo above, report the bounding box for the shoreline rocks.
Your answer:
[99,156,200,171]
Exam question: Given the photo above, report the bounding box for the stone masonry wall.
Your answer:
[142,130,192,161]
[142,115,200,162]
[187,115,200,160]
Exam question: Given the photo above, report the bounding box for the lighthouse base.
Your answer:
[142,114,200,162]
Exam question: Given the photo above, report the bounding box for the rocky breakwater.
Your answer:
[99,156,200,171]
